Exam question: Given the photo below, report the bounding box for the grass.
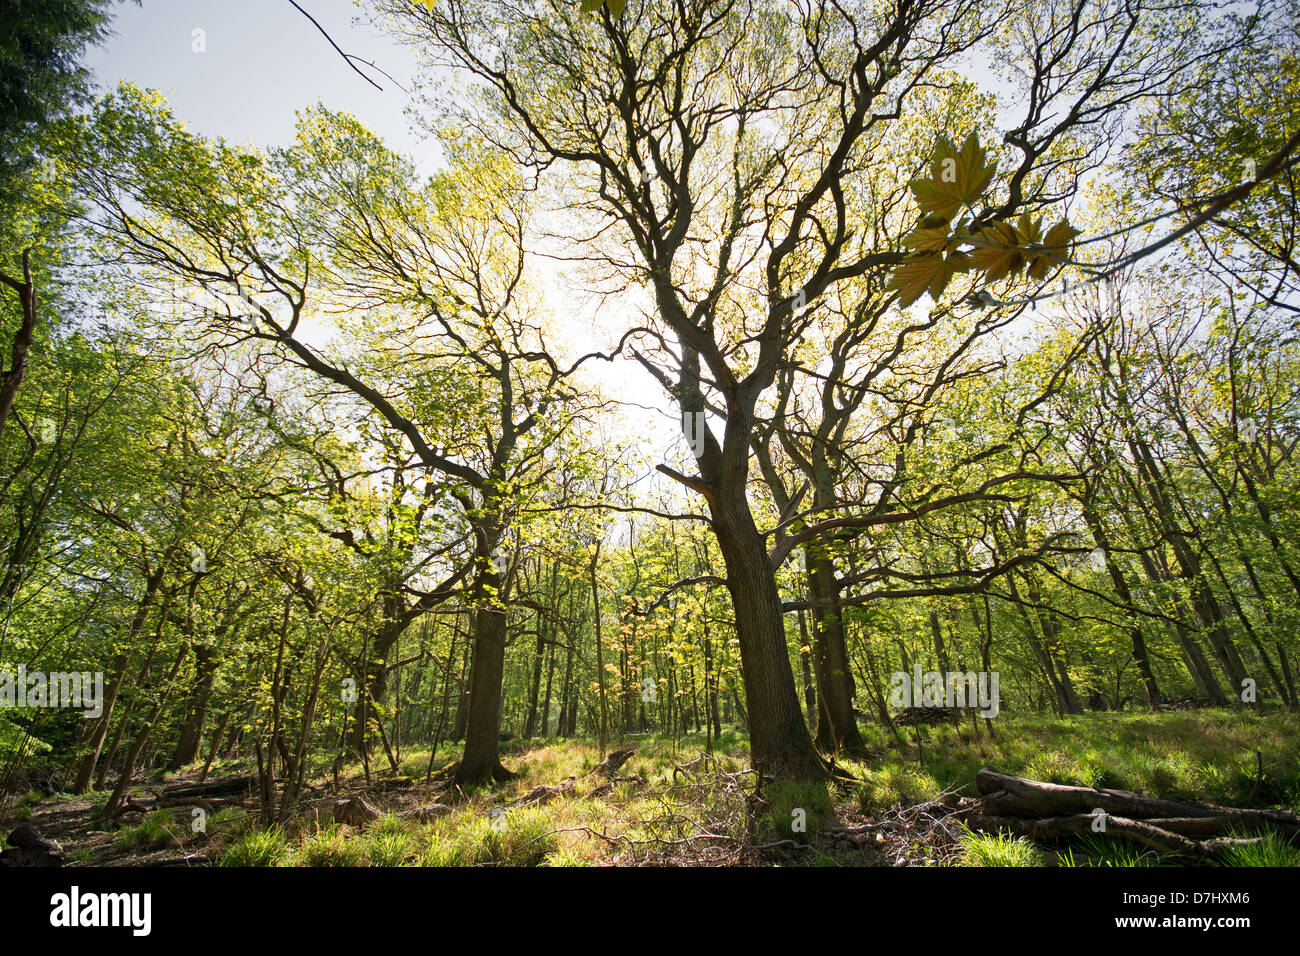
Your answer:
[853,764,940,813]
[25,708,1296,868]
[1216,831,1300,867]
[115,808,181,852]
[365,829,417,866]
[764,779,833,844]
[845,707,1300,815]
[294,825,366,867]
[419,805,561,866]
[207,806,248,834]
[1054,834,1166,867]
[959,828,1044,866]
[220,826,290,867]
[215,736,753,868]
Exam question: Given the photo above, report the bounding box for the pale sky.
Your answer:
[85,0,428,159]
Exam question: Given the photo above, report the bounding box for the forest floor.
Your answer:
[5,707,1298,867]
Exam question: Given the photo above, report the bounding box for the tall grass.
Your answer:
[959,828,1043,866]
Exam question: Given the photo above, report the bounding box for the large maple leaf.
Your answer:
[890,251,972,307]
[908,132,998,222]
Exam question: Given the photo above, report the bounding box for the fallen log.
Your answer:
[122,795,154,814]
[512,779,576,807]
[591,749,636,779]
[960,767,1300,861]
[1134,815,1288,838]
[962,811,1261,862]
[975,767,1300,832]
[157,774,258,802]
[330,796,381,827]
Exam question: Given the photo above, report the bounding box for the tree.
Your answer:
[67,90,611,786]
[0,0,119,437]
[374,0,1254,779]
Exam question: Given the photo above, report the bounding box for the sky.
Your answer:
[85,0,428,158]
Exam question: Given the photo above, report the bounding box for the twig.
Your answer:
[287,0,383,91]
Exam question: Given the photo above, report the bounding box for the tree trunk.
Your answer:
[1081,503,1163,706]
[797,608,817,725]
[540,639,556,737]
[104,645,190,817]
[523,628,546,738]
[559,630,576,737]
[454,569,516,786]
[170,644,218,768]
[805,552,866,755]
[712,489,823,780]
[450,635,471,741]
[591,543,608,756]
[73,563,168,793]
[0,251,37,438]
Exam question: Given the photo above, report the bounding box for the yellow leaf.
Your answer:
[1026,251,1053,281]
[1024,220,1080,280]
[1042,220,1081,261]
[1015,212,1042,246]
[890,252,971,307]
[909,133,998,222]
[949,132,997,204]
[903,225,952,253]
[909,176,964,222]
[970,219,1023,283]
